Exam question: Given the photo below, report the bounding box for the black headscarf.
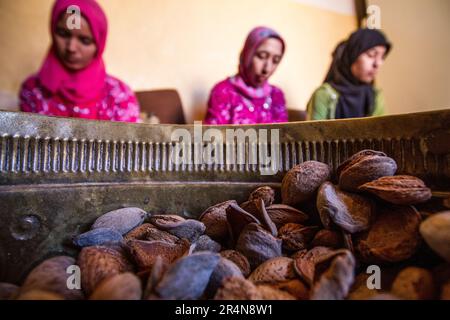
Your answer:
[325,29,392,119]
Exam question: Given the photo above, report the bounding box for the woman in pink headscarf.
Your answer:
[204,26,288,125]
[19,0,140,122]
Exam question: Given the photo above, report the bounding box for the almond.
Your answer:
[279,224,319,252]
[199,200,236,243]
[359,175,432,205]
[419,211,450,263]
[219,250,251,277]
[391,267,436,300]
[92,207,147,235]
[355,205,421,264]
[127,238,190,270]
[248,257,296,284]
[265,204,309,229]
[20,256,84,300]
[317,182,374,233]
[90,272,142,300]
[281,161,331,206]
[235,223,282,270]
[248,186,276,207]
[77,245,133,296]
[337,150,397,192]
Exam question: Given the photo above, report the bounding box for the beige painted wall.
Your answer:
[0,0,356,122]
[367,0,450,114]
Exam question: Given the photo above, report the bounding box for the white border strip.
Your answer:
[292,0,355,15]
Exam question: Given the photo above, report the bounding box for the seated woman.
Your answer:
[204,26,288,125]
[19,0,140,122]
[307,28,391,120]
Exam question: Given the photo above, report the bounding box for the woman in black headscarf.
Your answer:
[307,28,392,120]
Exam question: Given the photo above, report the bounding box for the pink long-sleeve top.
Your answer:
[20,74,140,122]
[204,76,288,125]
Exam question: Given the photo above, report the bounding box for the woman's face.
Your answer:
[54,13,97,71]
[351,45,387,84]
[248,37,283,87]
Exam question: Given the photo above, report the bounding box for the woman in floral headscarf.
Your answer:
[19,0,140,122]
[204,26,288,125]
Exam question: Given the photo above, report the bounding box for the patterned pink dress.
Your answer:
[19,74,140,123]
[204,76,288,125]
[19,0,140,123]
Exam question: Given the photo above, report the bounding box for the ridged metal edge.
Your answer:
[0,134,446,176]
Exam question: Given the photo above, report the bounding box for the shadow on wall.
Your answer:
[0,91,19,111]
[191,88,209,122]
[135,89,186,124]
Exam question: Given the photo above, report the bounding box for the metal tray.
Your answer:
[1,109,449,283]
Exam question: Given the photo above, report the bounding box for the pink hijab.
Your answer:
[231,26,286,99]
[38,0,108,104]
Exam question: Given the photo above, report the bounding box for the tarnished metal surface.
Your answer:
[1,109,449,283]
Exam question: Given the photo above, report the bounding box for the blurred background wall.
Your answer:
[0,0,448,122]
[0,0,356,122]
[367,0,450,115]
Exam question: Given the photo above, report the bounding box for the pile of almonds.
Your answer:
[1,149,449,300]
